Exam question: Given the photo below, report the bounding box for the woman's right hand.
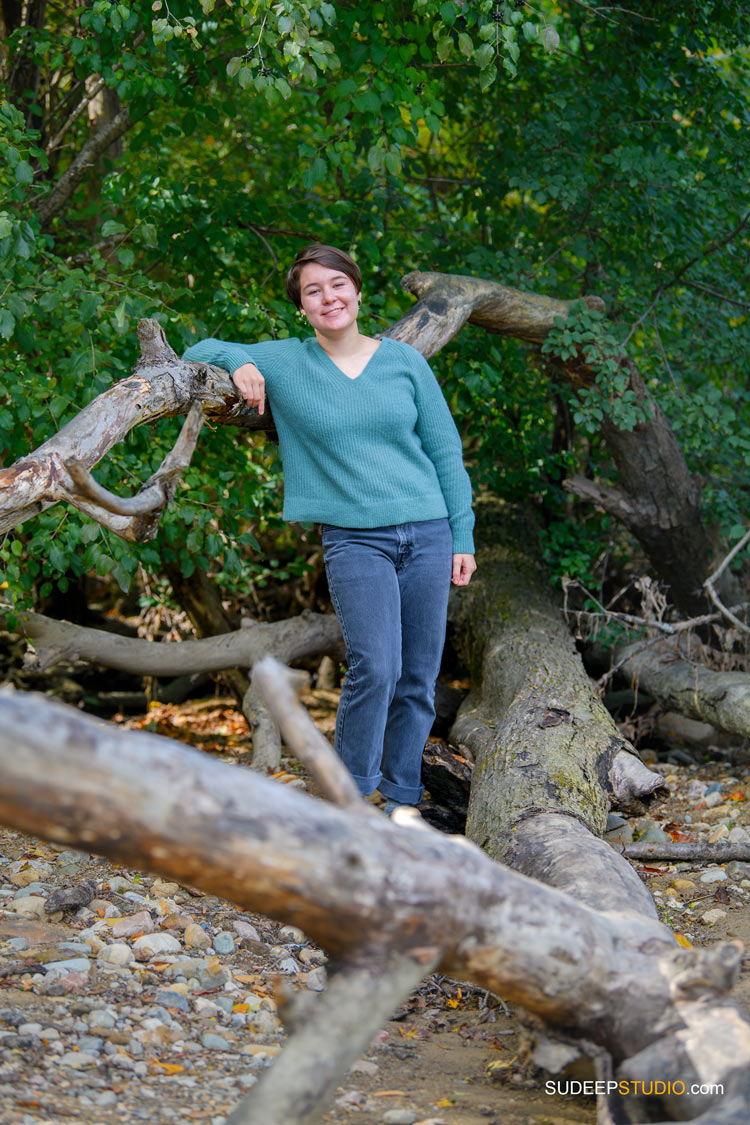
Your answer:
[232,362,265,415]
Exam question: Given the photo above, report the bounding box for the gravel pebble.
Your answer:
[699,868,727,884]
[97,943,135,967]
[132,933,182,959]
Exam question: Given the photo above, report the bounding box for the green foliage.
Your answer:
[539,512,617,589]
[2,0,750,607]
[541,303,651,435]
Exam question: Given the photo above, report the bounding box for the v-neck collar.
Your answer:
[311,337,384,382]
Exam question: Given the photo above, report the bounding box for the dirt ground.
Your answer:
[1,687,748,1125]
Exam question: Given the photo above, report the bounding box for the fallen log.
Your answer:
[624,842,750,864]
[0,683,748,1125]
[7,606,342,771]
[617,638,750,741]
[9,607,341,677]
[450,506,666,856]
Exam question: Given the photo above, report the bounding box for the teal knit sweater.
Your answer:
[182,335,475,554]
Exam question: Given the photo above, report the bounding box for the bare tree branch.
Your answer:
[8,607,341,676]
[35,106,134,225]
[251,657,364,809]
[0,323,270,536]
[60,401,205,539]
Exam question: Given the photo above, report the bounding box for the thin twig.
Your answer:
[46,79,105,154]
[682,280,750,311]
[703,528,750,635]
[705,526,750,589]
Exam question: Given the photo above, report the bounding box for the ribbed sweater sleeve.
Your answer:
[405,346,475,554]
[182,337,285,378]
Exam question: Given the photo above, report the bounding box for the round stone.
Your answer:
[213,932,235,955]
[184,923,212,950]
[133,933,182,959]
[97,944,135,967]
[699,868,727,884]
[201,1032,231,1050]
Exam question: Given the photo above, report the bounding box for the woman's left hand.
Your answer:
[452,553,476,586]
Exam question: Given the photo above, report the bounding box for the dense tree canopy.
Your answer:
[2,0,750,617]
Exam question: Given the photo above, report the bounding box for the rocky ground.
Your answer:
[0,693,748,1125]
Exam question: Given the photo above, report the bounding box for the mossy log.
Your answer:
[450,507,665,868]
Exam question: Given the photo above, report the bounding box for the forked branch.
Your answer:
[60,401,205,541]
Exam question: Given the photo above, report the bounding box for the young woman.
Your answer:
[183,244,476,814]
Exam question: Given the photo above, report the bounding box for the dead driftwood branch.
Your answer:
[0,321,272,538]
[10,608,341,677]
[228,954,438,1125]
[64,400,205,527]
[0,688,748,1124]
[624,841,750,864]
[251,657,363,809]
[8,608,342,773]
[616,638,750,741]
[703,527,750,634]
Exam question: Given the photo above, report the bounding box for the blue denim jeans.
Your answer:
[322,519,453,804]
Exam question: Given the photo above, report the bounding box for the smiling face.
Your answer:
[298,262,361,337]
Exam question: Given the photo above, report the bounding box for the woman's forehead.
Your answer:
[299,262,351,288]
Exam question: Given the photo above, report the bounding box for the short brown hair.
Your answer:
[285,244,362,308]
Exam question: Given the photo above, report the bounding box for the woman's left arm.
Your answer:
[452,553,477,587]
[409,350,476,573]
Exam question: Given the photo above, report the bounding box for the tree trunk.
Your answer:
[0,687,748,1125]
[386,271,719,615]
[1,0,47,128]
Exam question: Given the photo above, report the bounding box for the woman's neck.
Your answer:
[315,323,373,360]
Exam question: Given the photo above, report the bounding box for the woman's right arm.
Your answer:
[232,362,265,414]
[182,337,267,414]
